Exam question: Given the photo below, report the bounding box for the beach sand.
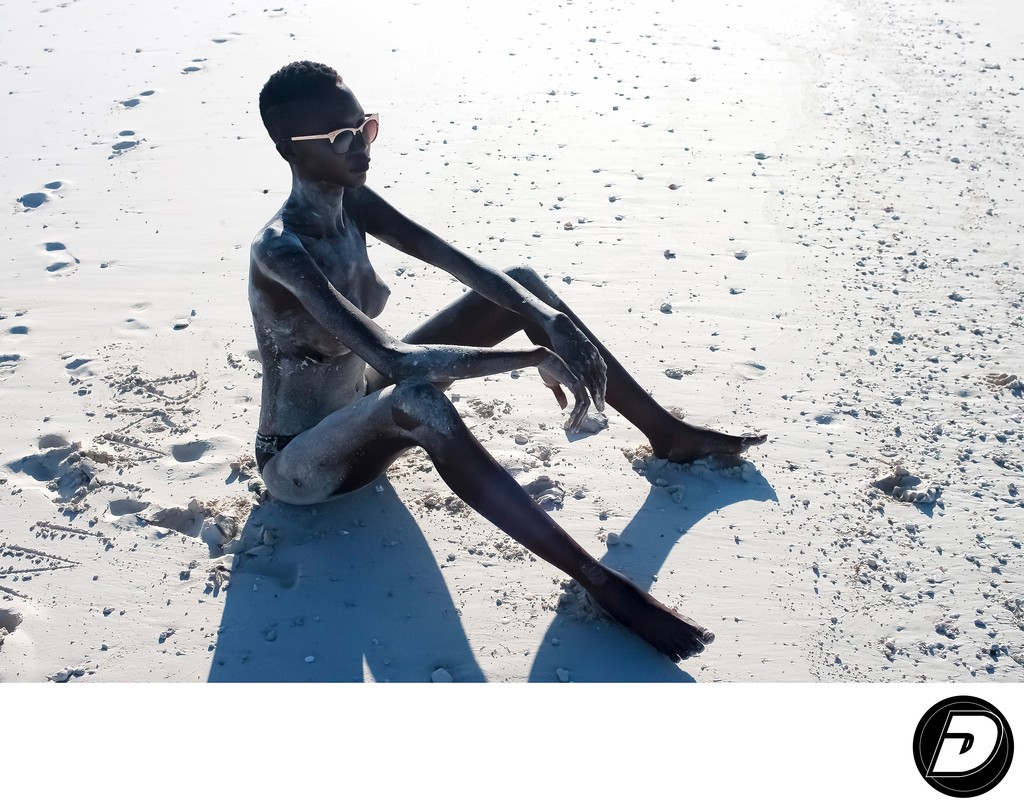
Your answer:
[2,0,1023,686]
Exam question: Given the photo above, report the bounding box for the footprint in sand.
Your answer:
[734,360,767,381]
[5,310,30,337]
[172,309,197,330]
[181,58,206,74]
[0,353,22,382]
[119,88,156,108]
[167,436,244,477]
[109,131,141,159]
[64,356,96,380]
[18,181,66,210]
[171,440,214,463]
[107,497,150,517]
[17,192,48,210]
[0,608,24,650]
[43,241,81,276]
[119,301,152,333]
[63,356,97,398]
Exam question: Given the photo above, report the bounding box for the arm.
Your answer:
[253,229,591,424]
[355,186,561,324]
[355,186,607,410]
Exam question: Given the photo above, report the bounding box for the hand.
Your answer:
[544,313,607,413]
[537,350,591,432]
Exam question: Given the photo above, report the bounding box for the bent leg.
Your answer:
[263,379,713,661]
[380,265,765,463]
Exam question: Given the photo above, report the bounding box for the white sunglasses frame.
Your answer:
[288,113,379,151]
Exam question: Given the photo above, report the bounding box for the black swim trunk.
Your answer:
[255,432,298,474]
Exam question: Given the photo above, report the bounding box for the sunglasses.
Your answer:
[288,114,379,154]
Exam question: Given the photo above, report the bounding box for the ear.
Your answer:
[275,140,297,161]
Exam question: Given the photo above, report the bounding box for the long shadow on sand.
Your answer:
[528,460,777,682]
[208,460,775,683]
[208,479,485,682]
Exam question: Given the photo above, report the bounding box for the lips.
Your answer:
[350,157,371,173]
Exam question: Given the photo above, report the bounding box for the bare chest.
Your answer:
[300,227,390,318]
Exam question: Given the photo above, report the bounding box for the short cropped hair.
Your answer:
[259,61,342,141]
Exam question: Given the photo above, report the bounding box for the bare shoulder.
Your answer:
[250,215,304,276]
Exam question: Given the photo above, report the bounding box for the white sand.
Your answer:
[2,0,1023,685]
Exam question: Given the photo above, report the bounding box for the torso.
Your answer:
[249,191,391,435]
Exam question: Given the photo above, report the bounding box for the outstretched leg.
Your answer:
[261,380,713,661]
[378,265,765,463]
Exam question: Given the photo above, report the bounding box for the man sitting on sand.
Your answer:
[249,60,766,663]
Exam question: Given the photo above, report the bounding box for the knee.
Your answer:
[505,266,560,310]
[388,379,459,433]
[505,264,543,289]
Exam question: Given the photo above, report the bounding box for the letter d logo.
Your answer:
[914,696,1014,797]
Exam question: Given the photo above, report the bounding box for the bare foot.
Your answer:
[650,415,766,465]
[585,567,714,662]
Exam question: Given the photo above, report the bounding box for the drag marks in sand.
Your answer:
[1,354,261,681]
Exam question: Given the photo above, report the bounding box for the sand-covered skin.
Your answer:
[1,0,1022,682]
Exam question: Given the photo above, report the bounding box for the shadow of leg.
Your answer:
[208,480,486,682]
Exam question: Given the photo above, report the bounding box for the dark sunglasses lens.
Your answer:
[331,131,355,154]
[362,117,379,144]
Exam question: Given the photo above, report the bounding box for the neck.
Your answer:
[284,169,346,237]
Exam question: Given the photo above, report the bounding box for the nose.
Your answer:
[348,133,369,155]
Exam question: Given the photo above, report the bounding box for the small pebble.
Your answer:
[660,302,673,313]
[556,668,571,683]
[431,667,453,683]
[304,655,315,663]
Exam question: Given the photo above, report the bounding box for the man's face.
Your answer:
[281,81,372,188]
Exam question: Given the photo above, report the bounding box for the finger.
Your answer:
[591,366,607,413]
[568,382,590,431]
[586,359,607,413]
